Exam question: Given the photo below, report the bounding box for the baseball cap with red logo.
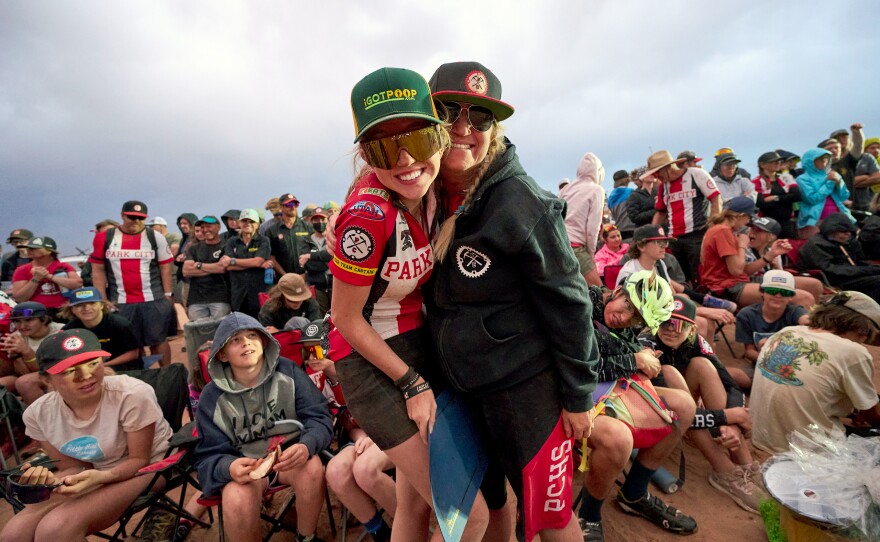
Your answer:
[428,61,515,121]
[36,329,111,374]
[121,200,149,218]
[633,224,676,243]
[670,296,697,325]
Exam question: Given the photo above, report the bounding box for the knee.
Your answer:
[590,418,633,463]
[325,453,355,491]
[221,481,262,516]
[35,511,84,540]
[664,389,696,420]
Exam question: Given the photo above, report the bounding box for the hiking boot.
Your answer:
[617,491,697,534]
[578,517,605,542]
[703,295,737,313]
[137,510,176,542]
[708,466,766,515]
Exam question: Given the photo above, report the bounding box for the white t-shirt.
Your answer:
[750,326,878,453]
[616,258,670,286]
[24,375,172,469]
[25,322,64,353]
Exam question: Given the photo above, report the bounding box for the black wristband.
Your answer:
[403,381,431,400]
[394,366,419,391]
[692,408,728,429]
[762,255,772,264]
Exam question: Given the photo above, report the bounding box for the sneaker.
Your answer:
[708,466,766,515]
[578,517,605,542]
[137,510,176,542]
[617,491,697,534]
[744,462,766,492]
[173,519,192,541]
[703,295,737,313]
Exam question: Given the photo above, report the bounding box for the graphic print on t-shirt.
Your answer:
[60,435,106,462]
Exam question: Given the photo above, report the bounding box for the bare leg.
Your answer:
[219,478,266,542]
[635,388,695,470]
[792,289,817,309]
[351,445,396,517]
[733,283,764,309]
[15,372,46,405]
[793,276,823,304]
[583,415,633,501]
[150,341,171,367]
[327,446,382,523]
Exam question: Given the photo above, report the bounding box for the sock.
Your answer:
[620,459,655,502]
[297,533,314,542]
[364,511,385,533]
[578,489,604,522]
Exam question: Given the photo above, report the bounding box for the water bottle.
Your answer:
[264,267,275,285]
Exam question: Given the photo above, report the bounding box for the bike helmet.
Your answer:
[621,270,674,334]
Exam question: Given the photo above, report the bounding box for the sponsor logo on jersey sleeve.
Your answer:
[347,200,386,221]
[332,256,376,277]
[358,187,390,200]
[340,226,375,263]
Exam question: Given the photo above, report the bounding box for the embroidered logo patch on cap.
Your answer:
[31,238,43,245]
[658,227,666,236]
[134,204,142,211]
[305,323,320,336]
[673,299,684,311]
[465,70,489,95]
[62,336,85,352]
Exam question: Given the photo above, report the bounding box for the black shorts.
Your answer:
[335,328,443,450]
[118,299,175,346]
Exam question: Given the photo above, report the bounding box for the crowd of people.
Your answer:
[1,60,879,542]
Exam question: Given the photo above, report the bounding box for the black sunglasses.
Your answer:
[5,475,64,504]
[435,101,495,132]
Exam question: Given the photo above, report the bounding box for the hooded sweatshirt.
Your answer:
[797,213,875,280]
[176,212,199,280]
[193,312,333,496]
[795,148,854,228]
[560,152,606,254]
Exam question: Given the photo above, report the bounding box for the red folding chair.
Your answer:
[603,264,623,290]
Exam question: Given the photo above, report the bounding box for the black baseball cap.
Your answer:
[6,229,33,243]
[613,170,630,182]
[429,61,514,121]
[633,224,675,243]
[121,200,148,218]
[718,154,741,165]
[278,193,300,206]
[751,216,782,236]
[677,150,702,163]
[670,296,697,325]
[758,151,783,164]
[11,302,48,320]
[36,329,110,375]
[22,236,58,253]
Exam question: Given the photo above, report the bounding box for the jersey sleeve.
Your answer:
[330,183,392,287]
[692,169,721,200]
[153,231,173,265]
[89,231,108,264]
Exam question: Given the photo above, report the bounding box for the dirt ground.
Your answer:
[2,321,878,541]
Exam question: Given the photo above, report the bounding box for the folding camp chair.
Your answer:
[603,264,623,290]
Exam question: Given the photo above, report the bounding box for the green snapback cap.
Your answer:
[351,67,440,143]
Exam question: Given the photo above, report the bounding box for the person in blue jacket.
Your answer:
[193,312,333,542]
[795,147,855,239]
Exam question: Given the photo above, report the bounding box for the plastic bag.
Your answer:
[762,424,880,539]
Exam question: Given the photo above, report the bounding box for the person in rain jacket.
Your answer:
[795,148,854,239]
[560,152,606,286]
[193,312,332,542]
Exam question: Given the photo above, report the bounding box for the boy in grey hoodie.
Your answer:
[193,312,333,542]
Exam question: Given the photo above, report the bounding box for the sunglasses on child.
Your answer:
[435,101,495,132]
[361,125,444,170]
[5,475,64,504]
[762,287,795,297]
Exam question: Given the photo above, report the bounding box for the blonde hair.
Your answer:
[58,300,112,322]
[708,209,741,227]
[433,123,506,262]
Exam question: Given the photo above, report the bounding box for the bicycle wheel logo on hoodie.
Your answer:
[455,246,491,278]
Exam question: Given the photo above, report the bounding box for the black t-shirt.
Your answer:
[734,303,807,346]
[257,298,322,329]
[185,241,230,305]
[63,313,142,372]
[224,234,271,309]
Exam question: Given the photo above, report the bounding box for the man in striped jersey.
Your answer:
[89,200,175,366]
[644,150,722,283]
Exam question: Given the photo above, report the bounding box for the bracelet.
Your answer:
[394,366,419,391]
[403,381,431,400]
[761,255,772,264]
[30,278,39,283]
[23,357,37,365]
[230,258,237,266]
[164,292,173,297]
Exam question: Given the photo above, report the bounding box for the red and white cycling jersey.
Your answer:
[330,173,434,340]
[89,228,173,304]
[655,167,720,236]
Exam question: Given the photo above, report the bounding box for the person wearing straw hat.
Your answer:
[646,150,723,283]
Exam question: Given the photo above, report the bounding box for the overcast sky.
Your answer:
[2,1,878,256]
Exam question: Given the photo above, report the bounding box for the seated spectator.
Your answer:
[220,209,272,318]
[625,166,656,229]
[258,273,321,332]
[651,297,763,514]
[795,148,854,239]
[619,224,736,348]
[193,312,333,542]
[750,291,880,453]
[713,153,755,202]
[735,271,810,366]
[62,287,143,372]
[797,213,880,299]
[2,228,33,283]
[578,271,697,537]
[753,151,801,239]
[594,224,629,278]
[701,197,815,309]
[0,329,173,541]
[0,302,63,402]
[746,217,823,303]
[11,236,82,318]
